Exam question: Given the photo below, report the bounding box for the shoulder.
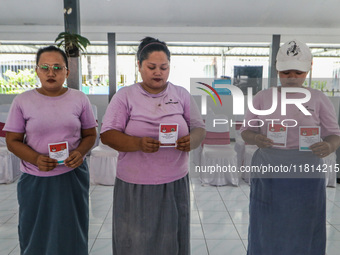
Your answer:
[305,87,331,103]
[12,89,36,105]
[115,83,139,96]
[167,82,190,97]
[307,87,326,97]
[251,87,272,100]
[68,88,87,98]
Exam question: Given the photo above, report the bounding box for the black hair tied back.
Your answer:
[137,37,171,64]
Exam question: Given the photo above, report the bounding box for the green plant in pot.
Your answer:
[55,32,90,57]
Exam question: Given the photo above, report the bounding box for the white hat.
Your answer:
[276,39,312,72]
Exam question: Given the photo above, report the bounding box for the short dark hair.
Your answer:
[36,46,69,69]
[137,37,171,65]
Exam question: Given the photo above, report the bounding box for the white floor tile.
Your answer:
[191,224,205,239]
[191,210,201,224]
[89,224,102,239]
[224,200,249,211]
[0,239,18,255]
[193,190,222,201]
[89,238,112,255]
[2,179,340,255]
[326,225,340,241]
[206,239,246,255]
[0,223,17,239]
[196,199,227,212]
[199,211,233,224]
[97,223,112,239]
[202,223,240,240]
[191,239,208,255]
[229,210,249,224]
[234,224,249,240]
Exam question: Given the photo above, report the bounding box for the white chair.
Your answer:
[0,112,8,146]
[324,152,337,187]
[233,118,246,176]
[0,112,21,184]
[89,140,118,185]
[242,144,258,184]
[91,104,100,148]
[200,113,239,186]
[0,147,21,184]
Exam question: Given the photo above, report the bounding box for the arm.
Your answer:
[176,127,206,152]
[101,129,160,153]
[6,131,58,171]
[64,127,97,168]
[241,130,273,148]
[310,135,340,158]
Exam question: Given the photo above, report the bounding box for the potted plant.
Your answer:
[55,32,91,57]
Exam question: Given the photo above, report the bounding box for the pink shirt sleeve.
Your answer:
[100,88,129,134]
[3,95,26,133]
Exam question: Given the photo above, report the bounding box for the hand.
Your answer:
[65,150,83,168]
[36,155,58,172]
[310,141,332,158]
[254,134,273,148]
[139,137,160,153]
[176,135,190,152]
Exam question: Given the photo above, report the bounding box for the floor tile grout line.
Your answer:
[89,195,113,253]
[191,180,210,255]
[217,184,248,252]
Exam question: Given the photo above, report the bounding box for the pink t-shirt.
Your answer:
[101,82,205,185]
[240,87,340,149]
[4,89,97,176]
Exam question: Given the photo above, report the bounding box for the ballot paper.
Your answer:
[48,141,69,164]
[267,123,287,148]
[159,124,179,147]
[299,126,320,151]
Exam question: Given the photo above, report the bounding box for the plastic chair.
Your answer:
[199,113,239,186]
[0,112,21,184]
[324,152,337,187]
[0,112,8,146]
[89,140,118,185]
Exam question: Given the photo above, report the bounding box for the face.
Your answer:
[278,70,308,88]
[138,51,170,94]
[36,51,69,94]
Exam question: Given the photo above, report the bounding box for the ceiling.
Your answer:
[1,0,340,44]
[1,0,340,28]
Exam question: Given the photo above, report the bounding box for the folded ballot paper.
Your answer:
[159,124,179,147]
[48,141,69,164]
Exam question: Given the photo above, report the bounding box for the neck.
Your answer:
[37,87,68,97]
[140,82,167,94]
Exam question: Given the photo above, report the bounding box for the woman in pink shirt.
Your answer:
[4,46,97,255]
[241,40,340,255]
[101,37,205,255]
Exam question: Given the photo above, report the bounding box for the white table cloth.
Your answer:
[0,146,21,184]
[89,142,118,185]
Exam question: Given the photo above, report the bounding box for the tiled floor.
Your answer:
[2,178,340,255]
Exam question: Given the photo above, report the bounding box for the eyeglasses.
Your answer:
[36,64,67,73]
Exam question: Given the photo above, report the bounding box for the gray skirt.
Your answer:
[17,161,89,255]
[112,175,190,255]
[248,148,326,255]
